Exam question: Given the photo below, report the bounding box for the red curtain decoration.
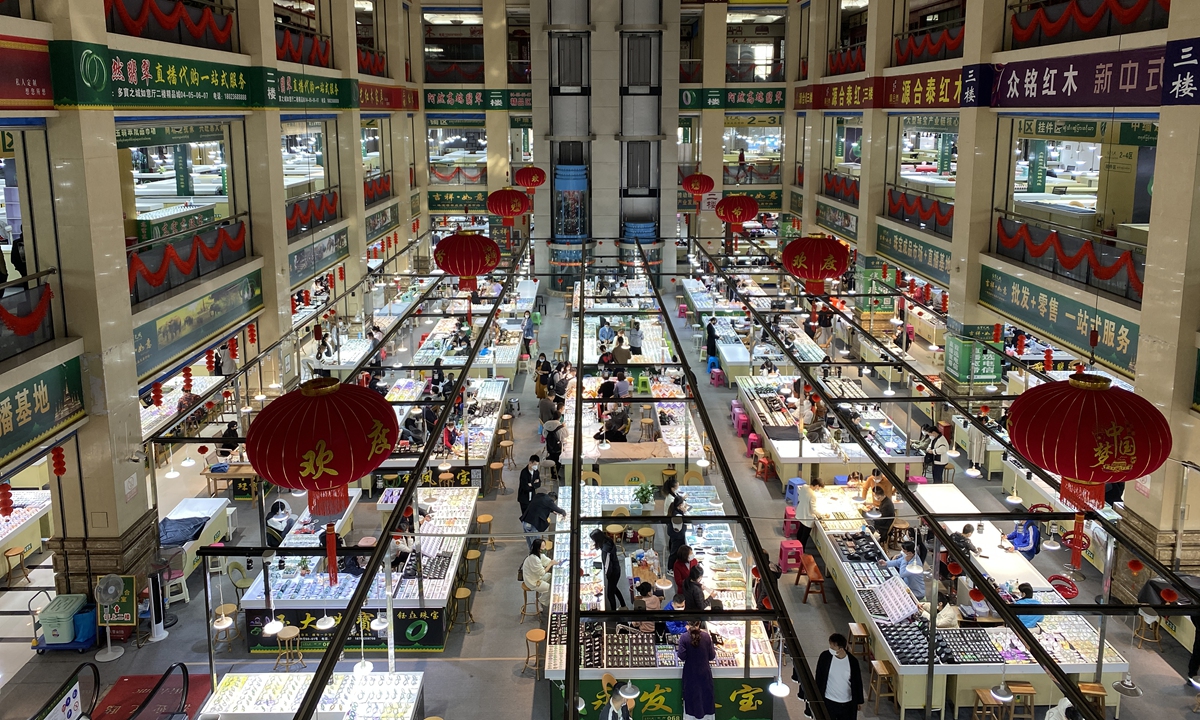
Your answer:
[276,28,330,67]
[827,46,865,75]
[487,188,530,228]
[1007,373,1173,510]
[894,26,965,65]
[105,0,233,44]
[888,189,954,225]
[996,218,1143,296]
[1011,0,1171,44]
[681,172,716,209]
[783,235,850,295]
[425,62,485,81]
[714,195,759,234]
[365,175,392,204]
[434,232,501,290]
[246,378,399,515]
[0,286,53,336]
[429,166,485,183]
[286,191,339,231]
[514,166,546,197]
[824,174,860,203]
[127,222,246,290]
[357,48,387,75]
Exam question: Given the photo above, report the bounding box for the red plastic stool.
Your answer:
[733,410,751,437]
[908,475,928,485]
[756,456,777,482]
[779,540,805,572]
[710,368,726,387]
[745,433,762,458]
[677,303,688,318]
[783,506,799,538]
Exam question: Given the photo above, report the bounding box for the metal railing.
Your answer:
[508,59,531,84]
[425,58,485,83]
[428,163,487,186]
[1006,0,1169,50]
[722,160,781,185]
[894,18,965,66]
[357,44,387,77]
[993,209,1144,304]
[128,215,249,305]
[885,184,954,239]
[0,269,58,365]
[724,59,784,83]
[285,186,340,239]
[275,22,332,68]
[679,58,703,83]
[364,170,394,207]
[822,169,859,206]
[105,0,236,52]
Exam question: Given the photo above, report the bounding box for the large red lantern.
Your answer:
[514,166,546,199]
[434,232,501,290]
[714,195,759,234]
[681,172,715,209]
[782,234,850,295]
[246,377,399,515]
[1007,373,1172,510]
[486,187,530,228]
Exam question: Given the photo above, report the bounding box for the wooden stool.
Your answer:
[496,428,509,445]
[559,334,569,350]
[462,549,484,585]
[501,414,514,432]
[971,688,1004,720]
[476,513,496,550]
[797,554,827,603]
[450,587,474,633]
[553,348,564,362]
[489,462,506,494]
[641,404,654,419]
[438,472,455,487]
[606,523,626,553]
[661,468,677,488]
[382,473,399,487]
[212,603,241,652]
[638,527,656,551]
[274,626,305,671]
[3,547,28,586]
[639,417,655,442]
[1077,682,1107,716]
[1134,608,1162,650]
[524,628,546,677]
[867,660,898,713]
[887,519,911,550]
[848,623,871,660]
[520,581,541,622]
[500,440,516,469]
[1007,681,1037,720]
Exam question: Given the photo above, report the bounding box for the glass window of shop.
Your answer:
[821,114,862,205]
[724,11,785,82]
[723,116,782,186]
[423,9,484,84]
[281,119,335,199]
[507,8,531,83]
[0,126,61,362]
[273,0,333,69]
[994,117,1157,304]
[677,116,699,181]
[510,117,533,164]
[362,117,394,206]
[355,0,388,77]
[427,118,488,186]
[882,113,958,239]
[828,0,868,75]
[793,113,807,187]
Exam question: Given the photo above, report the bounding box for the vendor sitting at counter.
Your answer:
[1013,582,1042,628]
[861,468,893,504]
[871,487,895,538]
[879,542,925,600]
[759,359,778,376]
[670,544,698,594]
[598,344,615,367]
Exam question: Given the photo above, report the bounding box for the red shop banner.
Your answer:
[0,35,53,111]
[884,69,962,109]
[794,85,814,110]
[359,83,420,111]
[815,77,884,111]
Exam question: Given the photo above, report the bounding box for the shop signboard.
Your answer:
[289,229,349,288]
[1026,140,1048,193]
[789,189,803,215]
[960,63,993,107]
[679,88,786,110]
[943,336,1004,384]
[98,576,138,627]
[0,358,85,468]
[428,190,489,212]
[1014,118,1159,147]
[946,319,999,341]
[723,113,782,126]
[257,69,356,109]
[1163,39,1200,106]
[793,86,814,110]
[885,69,962,109]
[133,270,264,378]
[31,672,82,720]
[0,35,54,111]
[815,200,857,241]
[875,225,951,285]
[358,83,419,110]
[989,45,1165,108]
[115,123,226,149]
[816,77,882,111]
[510,115,533,128]
[366,202,399,242]
[724,188,781,211]
[979,265,1138,376]
[781,214,802,239]
[677,189,696,211]
[423,88,531,110]
[410,192,422,219]
[855,256,896,313]
[246,605,447,653]
[901,115,959,133]
[387,465,484,490]
[427,115,486,127]
[552,678,772,720]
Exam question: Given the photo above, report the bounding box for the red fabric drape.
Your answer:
[105,0,233,44]
[888,189,954,225]
[128,223,246,290]
[823,174,860,203]
[286,192,339,231]
[0,286,53,336]
[1011,0,1171,43]
[894,26,965,65]
[827,47,865,75]
[995,218,1143,295]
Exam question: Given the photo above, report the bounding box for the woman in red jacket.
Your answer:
[670,544,698,595]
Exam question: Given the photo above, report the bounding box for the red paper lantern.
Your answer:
[714,195,759,234]
[968,588,985,603]
[303,290,312,305]
[51,447,66,477]
[1127,558,1144,575]
[1016,333,1026,355]
[908,278,917,294]
[514,166,546,198]
[1043,348,1053,370]
[204,402,215,410]
[993,324,1003,343]
[0,483,11,517]
[1007,373,1173,510]
[206,349,216,372]
[681,172,715,209]
[915,384,925,392]
[980,405,990,415]
[782,234,850,295]
[151,382,163,407]
[486,187,530,228]
[940,292,949,314]
[246,377,399,515]
[198,446,209,455]
[947,562,963,576]
[1161,587,1180,604]
[247,324,257,344]
[338,266,345,282]
[895,268,903,284]
[881,262,889,278]
[434,232,501,290]
[222,390,233,399]
[327,273,335,289]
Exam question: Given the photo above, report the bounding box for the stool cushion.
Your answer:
[526,628,547,642]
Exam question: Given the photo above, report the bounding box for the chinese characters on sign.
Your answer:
[0,35,53,110]
[1163,39,1200,105]
[816,200,858,241]
[428,191,489,212]
[724,189,781,210]
[943,336,1003,385]
[359,83,419,110]
[817,78,880,110]
[990,45,1165,108]
[680,88,786,110]
[0,358,85,468]
[886,70,962,109]
[424,89,531,110]
[875,225,952,285]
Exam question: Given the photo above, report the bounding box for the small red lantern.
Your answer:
[1043,348,1053,371]
[327,273,335,289]
[915,384,925,392]
[247,324,257,344]
[51,447,67,477]
[1016,334,1026,355]
[1008,373,1173,510]
[434,232,501,290]
[1127,558,1144,576]
[895,268,903,284]
[514,166,546,199]
[993,324,1002,343]
[968,588,985,603]
[486,187,530,228]
[782,234,850,295]
[714,195,759,234]
[303,290,312,305]
[314,325,324,342]
[881,262,889,278]
[681,172,715,209]
[908,278,917,294]
[198,446,209,455]
[246,377,399,516]
[1161,587,1180,604]
[338,266,345,282]
[205,402,215,410]
[940,292,949,314]
[947,562,963,576]
[0,483,11,517]
[206,349,216,372]
[151,382,163,407]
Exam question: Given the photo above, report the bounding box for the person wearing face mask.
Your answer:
[517,455,542,517]
[815,633,864,720]
[677,619,717,720]
[522,538,554,608]
[590,528,628,609]
[599,682,633,720]
[522,310,535,355]
[879,542,925,600]
[925,426,951,483]
[670,544,698,595]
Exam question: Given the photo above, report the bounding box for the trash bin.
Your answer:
[72,604,97,648]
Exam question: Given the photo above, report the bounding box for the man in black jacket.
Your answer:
[520,491,566,550]
[815,633,863,720]
[517,455,541,516]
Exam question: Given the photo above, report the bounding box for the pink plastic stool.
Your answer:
[783,506,799,538]
[710,368,726,387]
[733,411,751,438]
[779,539,805,572]
[677,303,688,318]
[730,399,742,420]
[908,475,929,485]
[745,433,762,458]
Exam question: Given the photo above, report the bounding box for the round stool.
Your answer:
[661,468,677,488]
[641,404,654,419]
[357,536,377,548]
[524,628,547,677]
[639,417,655,442]
[520,581,541,622]
[438,472,455,487]
[476,513,496,550]
[1134,607,1162,650]
[213,602,241,651]
[207,541,227,575]
[463,549,484,585]
[450,587,474,633]
[638,527,656,551]
[488,462,507,494]
[274,625,305,671]
[3,547,29,587]
[496,428,509,444]
[500,440,516,468]
[501,414,514,432]
[886,519,911,550]
[559,334,569,350]
[553,348,564,362]
[382,473,399,487]
[606,523,626,548]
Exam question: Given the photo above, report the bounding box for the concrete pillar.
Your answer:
[591,0,620,260]
[484,0,512,192]
[799,0,829,234]
[660,0,682,284]
[853,0,899,261]
[697,3,727,243]
[529,0,551,275]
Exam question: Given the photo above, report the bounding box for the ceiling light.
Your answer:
[315,614,336,630]
[726,551,742,561]
[864,508,882,519]
[890,316,903,325]
[947,448,960,458]
[906,558,924,575]
[354,660,374,674]
[180,457,196,468]
[985,384,998,392]
[213,614,233,631]
[1042,535,1061,551]
[990,683,1014,703]
[370,617,390,632]
[269,382,281,389]
[929,344,939,352]
[696,458,710,468]
[884,441,898,450]
[861,367,871,375]
[254,394,266,401]
[655,578,673,591]
[165,468,180,479]
[1112,673,1142,698]
[965,467,981,478]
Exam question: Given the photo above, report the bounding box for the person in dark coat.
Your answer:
[705,317,718,365]
[590,528,627,609]
[815,633,864,720]
[681,563,708,612]
[666,497,687,557]
[517,454,541,516]
[677,620,717,720]
[520,491,566,550]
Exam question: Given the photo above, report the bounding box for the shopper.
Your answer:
[614,371,632,399]
[1006,519,1041,561]
[670,544,698,594]
[633,581,661,633]
[862,467,893,504]
[705,317,718,368]
[814,633,864,720]
[871,486,895,538]
[667,514,686,559]
[879,542,925,600]
[662,594,689,635]
[599,683,633,720]
[430,357,445,395]
[522,538,554,608]
[949,524,983,558]
[816,304,834,348]
[553,364,571,404]
[677,620,717,720]
[517,455,542,516]
[400,418,424,446]
[218,421,240,458]
[519,491,566,550]
[612,337,632,367]
[681,564,709,612]
[1013,582,1043,628]
[265,500,295,544]
[628,322,643,356]
[925,426,951,483]
[598,344,615,367]
[663,475,684,508]
[219,344,237,375]
[793,477,821,547]
[590,528,628,609]
[538,393,557,441]
[544,414,564,481]
[522,310,535,355]
[535,353,552,399]
[598,317,616,344]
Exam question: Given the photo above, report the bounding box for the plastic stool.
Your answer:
[908,475,929,485]
[733,410,751,437]
[783,506,799,539]
[636,375,652,394]
[677,303,688,318]
[785,477,805,506]
[755,456,776,482]
[834,474,849,485]
[730,399,742,420]
[706,356,720,373]
[710,368,726,387]
[779,540,804,572]
[745,433,762,458]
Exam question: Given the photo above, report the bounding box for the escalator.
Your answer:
[26,662,100,720]
[122,664,190,720]
[28,663,192,720]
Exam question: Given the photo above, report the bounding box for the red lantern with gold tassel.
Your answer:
[434,232,501,290]
[1007,372,1172,510]
[681,172,715,210]
[714,194,759,235]
[781,234,850,295]
[246,377,399,516]
[514,166,546,200]
[486,187,530,228]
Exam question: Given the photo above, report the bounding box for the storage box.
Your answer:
[41,594,86,644]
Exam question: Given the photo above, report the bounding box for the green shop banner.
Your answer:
[816,200,858,241]
[943,336,1003,384]
[423,88,531,111]
[0,357,85,468]
[946,319,1001,341]
[979,265,1138,376]
[679,87,786,110]
[116,123,225,149]
[510,116,533,129]
[256,68,356,109]
[246,606,446,653]
[677,190,697,211]
[410,192,422,219]
[855,256,895,313]
[366,202,400,242]
[789,189,803,215]
[552,678,772,720]
[134,270,264,378]
[289,229,349,288]
[875,225,951,285]
[428,190,489,212]
[725,188,781,211]
[902,114,960,133]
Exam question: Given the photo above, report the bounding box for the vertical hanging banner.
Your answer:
[0,35,53,111]
[1026,140,1047,193]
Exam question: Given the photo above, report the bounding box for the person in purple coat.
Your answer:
[677,620,716,720]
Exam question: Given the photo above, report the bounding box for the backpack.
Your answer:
[546,427,563,456]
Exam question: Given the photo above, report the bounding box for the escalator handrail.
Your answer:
[126,663,190,720]
[28,662,101,720]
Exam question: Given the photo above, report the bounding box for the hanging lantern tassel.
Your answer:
[247,324,257,344]
[882,262,889,278]
[1043,347,1053,371]
[324,521,339,587]
[206,349,216,372]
